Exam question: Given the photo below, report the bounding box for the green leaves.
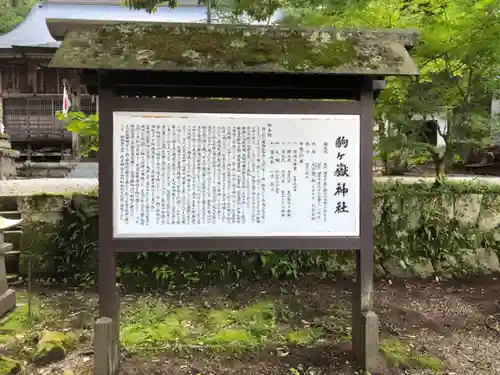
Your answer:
[56,111,99,156]
[122,0,177,12]
[46,181,500,287]
[0,0,38,35]
[123,0,371,22]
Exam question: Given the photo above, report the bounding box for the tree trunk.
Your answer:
[434,157,446,182]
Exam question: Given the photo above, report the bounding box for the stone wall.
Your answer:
[16,163,73,179]
[13,162,99,179]
[5,179,500,281]
[18,195,68,276]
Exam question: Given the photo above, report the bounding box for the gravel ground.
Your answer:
[1,175,499,197]
[118,276,500,375]
[8,276,499,375]
[376,277,500,375]
[12,276,500,375]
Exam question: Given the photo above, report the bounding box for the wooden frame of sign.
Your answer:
[46,20,419,373]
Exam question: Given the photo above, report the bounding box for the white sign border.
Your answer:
[112,111,361,238]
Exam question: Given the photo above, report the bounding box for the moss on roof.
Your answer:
[49,22,419,76]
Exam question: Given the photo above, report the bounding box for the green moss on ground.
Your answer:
[286,327,324,344]
[120,297,341,355]
[32,331,76,365]
[0,355,20,375]
[381,338,446,372]
[0,299,42,343]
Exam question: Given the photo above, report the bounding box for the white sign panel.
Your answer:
[113,112,360,238]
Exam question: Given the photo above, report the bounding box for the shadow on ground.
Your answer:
[1,274,499,375]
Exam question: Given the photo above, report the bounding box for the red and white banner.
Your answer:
[62,84,71,115]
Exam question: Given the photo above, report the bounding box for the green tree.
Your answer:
[56,111,99,157]
[288,0,500,179]
[123,0,370,21]
[0,0,38,35]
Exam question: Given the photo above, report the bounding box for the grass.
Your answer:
[380,338,446,372]
[119,296,350,355]
[0,294,42,343]
[0,285,452,374]
[119,296,446,372]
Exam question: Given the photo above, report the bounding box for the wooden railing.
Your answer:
[3,96,96,142]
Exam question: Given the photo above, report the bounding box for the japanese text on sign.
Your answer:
[113,112,360,238]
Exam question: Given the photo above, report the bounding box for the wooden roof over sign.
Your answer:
[46,20,419,76]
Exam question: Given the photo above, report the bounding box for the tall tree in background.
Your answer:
[288,0,500,178]
[0,0,37,35]
[123,0,370,21]
[125,0,500,179]
[56,0,500,180]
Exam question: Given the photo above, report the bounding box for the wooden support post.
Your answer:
[352,251,379,371]
[352,84,379,372]
[97,73,120,374]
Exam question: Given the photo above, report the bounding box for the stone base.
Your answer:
[353,310,379,372]
[0,289,16,319]
[16,162,74,179]
[0,137,19,180]
[0,243,12,253]
[94,317,120,375]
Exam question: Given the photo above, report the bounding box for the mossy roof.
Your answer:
[47,21,419,76]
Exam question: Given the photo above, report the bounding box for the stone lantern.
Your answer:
[0,133,20,180]
[0,215,22,317]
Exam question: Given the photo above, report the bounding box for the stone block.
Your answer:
[382,258,412,278]
[353,310,379,373]
[18,196,66,222]
[16,163,72,179]
[462,248,500,273]
[454,194,483,225]
[3,231,20,250]
[0,243,12,253]
[478,196,500,230]
[0,290,16,319]
[0,244,10,293]
[0,198,18,212]
[93,317,120,375]
[0,156,17,180]
[33,331,76,365]
[411,259,435,278]
[19,219,59,277]
[0,136,19,180]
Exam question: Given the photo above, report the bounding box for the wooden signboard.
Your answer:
[46,19,420,374]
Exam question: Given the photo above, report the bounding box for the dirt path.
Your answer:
[2,276,498,375]
[376,277,500,375]
[118,276,500,375]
